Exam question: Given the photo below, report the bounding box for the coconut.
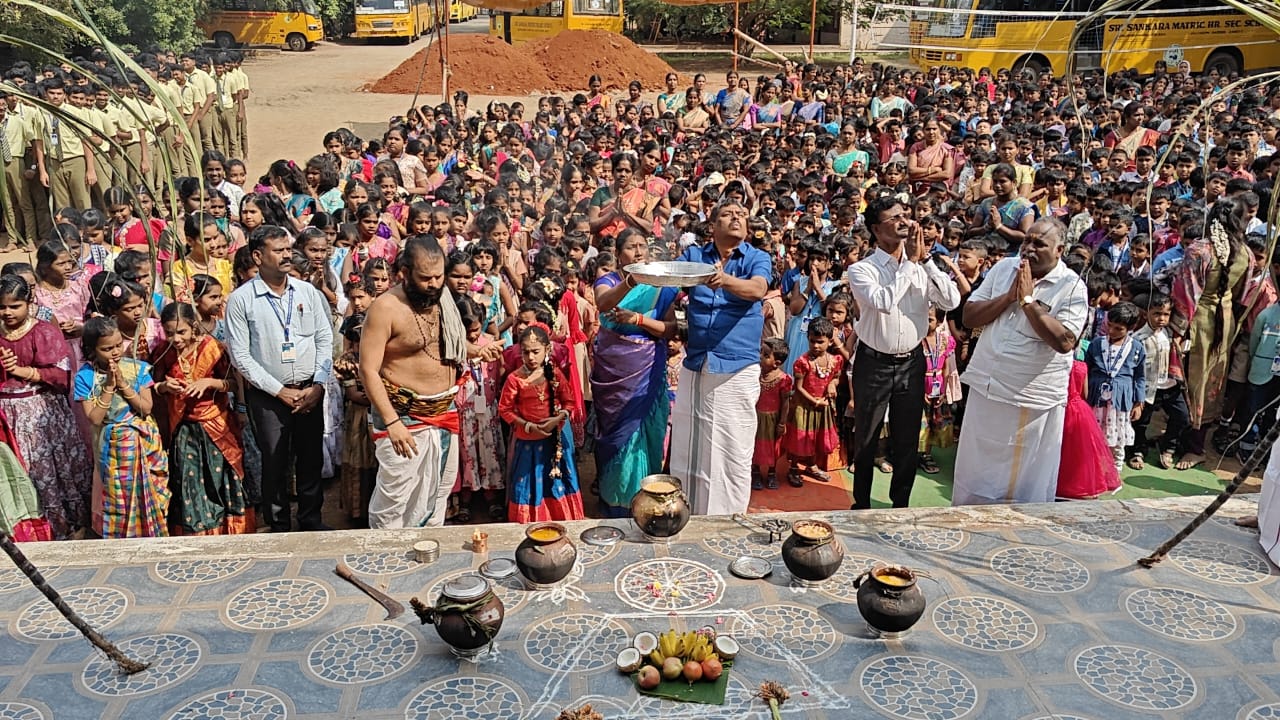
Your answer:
[713,635,739,660]
[698,625,717,639]
[615,647,642,673]
[633,631,658,654]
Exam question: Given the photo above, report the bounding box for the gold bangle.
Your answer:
[94,395,112,409]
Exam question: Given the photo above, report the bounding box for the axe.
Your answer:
[334,562,405,620]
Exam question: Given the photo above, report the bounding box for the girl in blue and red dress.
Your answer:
[499,324,584,523]
[780,317,844,486]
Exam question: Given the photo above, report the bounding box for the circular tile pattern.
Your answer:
[701,533,778,560]
[425,570,527,616]
[15,587,128,641]
[404,676,523,719]
[574,538,619,567]
[342,552,419,576]
[225,578,329,631]
[932,596,1039,652]
[522,613,630,673]
[877,526,967,552]
[167,688,288,719]
[153,559,251,585]
[0,566,58,594]
[860,655,978,720]
[1243,703,1280,719]
[82,633,201,697]
[730,603,838,662]
[1045,522,1134,545]
[1125,588,1237,642]
[0,702,45,720]
[991,547,1089,593]
[1073,645,1196,711]
[615,558,725,612]
[307,624,418,684]
[1170,539,1274,585]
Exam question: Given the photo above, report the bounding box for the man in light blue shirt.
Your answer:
[668,200,772,516]
[227,225,333,532]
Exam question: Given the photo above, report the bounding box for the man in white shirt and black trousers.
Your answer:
[846,196,961,509]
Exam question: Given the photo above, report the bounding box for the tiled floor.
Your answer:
[1,496,1279,719]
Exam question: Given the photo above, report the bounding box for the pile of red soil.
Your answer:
[367,30,677,95]
[524,30,676,91]
[367,35,553,95]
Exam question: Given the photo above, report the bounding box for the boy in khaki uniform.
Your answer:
[0,89,35,247]
[181,53,216,157]
[229,51,250,162]
[35,78,98,211]
[212,53,240,159]
[169,65,201,177]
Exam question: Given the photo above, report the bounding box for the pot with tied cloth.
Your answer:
[411,574,504,659]
[630,475,691,542]
[852,564,927,638]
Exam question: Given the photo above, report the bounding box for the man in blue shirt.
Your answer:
[668,200,772,515]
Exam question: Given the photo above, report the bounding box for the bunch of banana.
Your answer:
[687,633,718,663]
[647,629,719,665]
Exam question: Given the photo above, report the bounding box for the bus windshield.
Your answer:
[356,0,406,11]
[923,0,972,38]
[573,0,619,15]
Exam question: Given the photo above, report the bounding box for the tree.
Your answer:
[625,0,871,55]
[0,0,209,59]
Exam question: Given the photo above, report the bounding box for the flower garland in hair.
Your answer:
[1209,219,1230,266]
[526,320,564,482]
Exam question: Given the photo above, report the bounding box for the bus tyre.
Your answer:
[286,32,308,51]
[1204,50,1240,78]
[1013,54,1048,79]
[212,31,235,49]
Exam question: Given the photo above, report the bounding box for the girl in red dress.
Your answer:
[753,338,792,491]
[780,318,844,486]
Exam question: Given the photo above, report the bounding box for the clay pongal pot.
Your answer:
[630,474,691,542]
[515,522,577,588]
[414,573,505,659]
[853,564,927,637]
[781,519,845,584]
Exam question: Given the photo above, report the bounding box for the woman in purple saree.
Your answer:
[591,230,679,516]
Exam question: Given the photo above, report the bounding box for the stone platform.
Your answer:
[0,495,1278,719]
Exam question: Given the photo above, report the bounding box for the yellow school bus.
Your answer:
[488,0,623,44]
[882,0,1280,77]
[354,0,438,41]
[450,0,479,22]
[201,0,324,51]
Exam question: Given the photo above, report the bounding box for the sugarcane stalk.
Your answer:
[0,530,149,674]
[1138,417,1280,567]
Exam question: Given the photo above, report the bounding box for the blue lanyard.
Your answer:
[266,286,295,342]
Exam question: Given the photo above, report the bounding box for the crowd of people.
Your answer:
[0,47,1274,541]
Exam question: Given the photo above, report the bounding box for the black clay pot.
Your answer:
[853,564,927,637]
[415,574,504,659]
[780,519,844,584]
[514,522,577,588]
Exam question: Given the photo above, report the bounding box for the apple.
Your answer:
[637,665,661,690]
[701,657,723,681]
[662,656,683,680]
[682,660,703,683]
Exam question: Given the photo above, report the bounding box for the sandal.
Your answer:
[787,470,805,488]
[808,468,831,483]
[488,503,506,522]
[766,472,780,490]
[1175,453,1205,471]
[456,505,472,524]
[752,473,765,491]
[1127,454,1145,471]
[446,495,460,521]
[877,459,894,474]
[919,453,940,474]
[1158,450,1174,470]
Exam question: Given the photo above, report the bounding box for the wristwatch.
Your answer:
[1019,295,1035,308]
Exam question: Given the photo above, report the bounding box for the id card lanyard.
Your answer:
[1099,337,1130,402]
[267,286,297,362]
